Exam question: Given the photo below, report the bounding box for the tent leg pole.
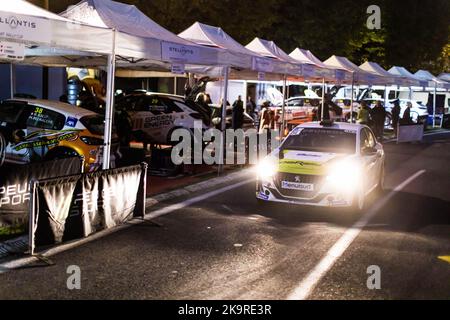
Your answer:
[321,78,325,122]
[218,66,229,175]
[10,63,15,99]
[103,30,117,171]
[173,77,177,95]
[350,74,355,123]
[433,82,437,128]
[281,75,287,137]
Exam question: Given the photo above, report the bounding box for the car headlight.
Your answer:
[256,157,278,181]
[326,160,362,191]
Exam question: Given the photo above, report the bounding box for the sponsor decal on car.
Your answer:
[65,117,78,127]
[258,191,269,200]
[12,130,80,151]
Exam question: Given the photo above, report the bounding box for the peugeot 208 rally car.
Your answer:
[0,99,119,171]
[256,121,385,211]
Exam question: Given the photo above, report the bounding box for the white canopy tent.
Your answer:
[414,70,450,89]
[0,0,119,169]
[289,48,346,82]
[61,0,243,70]
[323,55,383,85]
[245,38,302,76]
[324,55,383,122]
[438,73,450,83]
[388,66,425,87]
[178,22,289,79]
[0,0,113,56]
[359,61,402,86]
[414,70,450,128]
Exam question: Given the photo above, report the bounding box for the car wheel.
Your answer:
[0,132,6,167]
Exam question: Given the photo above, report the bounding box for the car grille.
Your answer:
[275,172,325,199]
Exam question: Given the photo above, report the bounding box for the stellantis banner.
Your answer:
[0,158,82,234]
[0,13,51,44]
[34,165,145,245]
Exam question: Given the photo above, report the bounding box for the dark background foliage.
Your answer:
[32,0,450,73]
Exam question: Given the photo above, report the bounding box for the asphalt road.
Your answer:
[0,131,450,300]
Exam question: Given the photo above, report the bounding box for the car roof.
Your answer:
[127,92,185,100]
[296,121,363,132]
[5,99,98,118]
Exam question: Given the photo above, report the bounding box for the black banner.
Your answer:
[34,165,145,245]
[0,158,82,235]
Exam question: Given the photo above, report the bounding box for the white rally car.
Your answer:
[256,121,385,211]
[115,92,208,145]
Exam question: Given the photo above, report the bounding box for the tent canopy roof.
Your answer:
[246,38,298,63]
[360,61,393,77]
[289,48,328,68]
[4,0,68,21]
[179,22,256,56]
[414,70,442,83]
[324,55,364,73]
[438,73,450,82]
[62,0,192,45]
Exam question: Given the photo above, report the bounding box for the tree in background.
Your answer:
[33,0,449,74]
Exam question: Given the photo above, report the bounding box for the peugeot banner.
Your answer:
[34,164,145,246]
[0,158,82,234]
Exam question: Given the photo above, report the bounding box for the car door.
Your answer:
[360,128,379,192]
[24,105,66,161]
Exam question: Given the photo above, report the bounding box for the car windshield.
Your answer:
[282,128,356,154]
[80,115,106,136]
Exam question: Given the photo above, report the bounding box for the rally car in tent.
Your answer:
[0,99,120,171]
[256,121,385,211]
[115,92,209,145]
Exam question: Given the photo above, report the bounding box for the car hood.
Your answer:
[277,150,349,175]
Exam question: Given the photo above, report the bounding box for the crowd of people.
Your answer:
[193,86,415,142]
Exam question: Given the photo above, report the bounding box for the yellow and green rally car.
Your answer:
[0,99,119,171]
[256,121,385,211]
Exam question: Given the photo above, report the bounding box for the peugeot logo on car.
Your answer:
[294,176,301,183]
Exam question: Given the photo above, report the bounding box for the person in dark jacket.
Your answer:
[232,95,244,130]
[401,102,413,124]
[370,101,386,141]
[246,96,257,120]
[391,99,401,136]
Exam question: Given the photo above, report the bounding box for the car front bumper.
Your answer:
[256,179,355,208]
